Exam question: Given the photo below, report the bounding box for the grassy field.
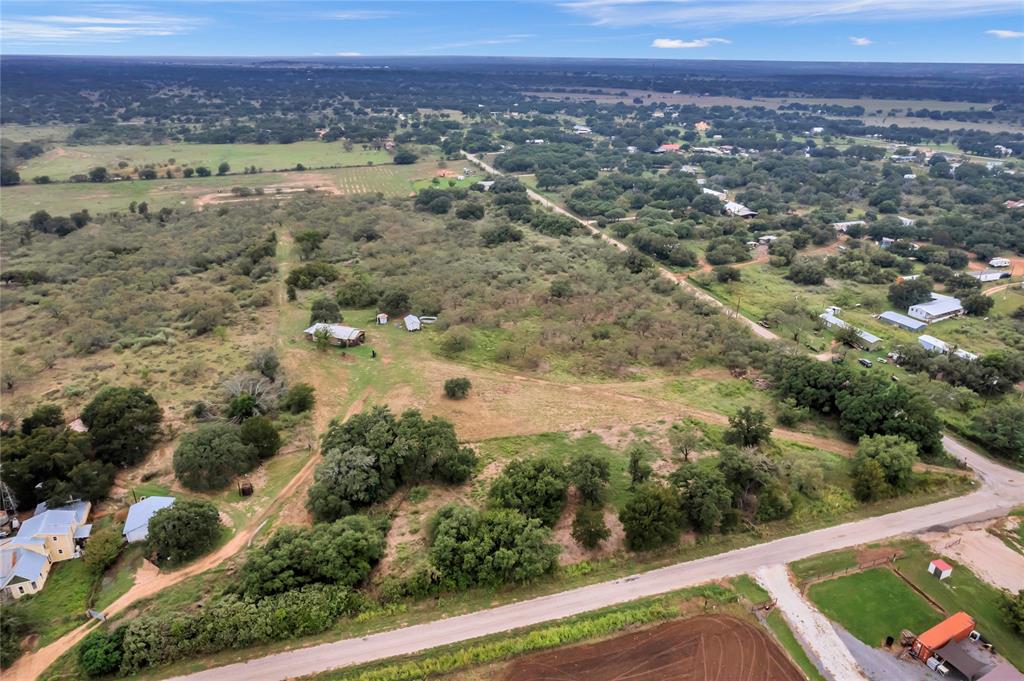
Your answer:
[807,567,943,645]
[13,559,94,647]
[790,549,859,584]
[16,142,391,180]
[0,123,74,143]
[0,162,433,220]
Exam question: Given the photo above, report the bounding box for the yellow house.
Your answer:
[1,501,91,599]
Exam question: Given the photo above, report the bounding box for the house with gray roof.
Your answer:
[1,500,91,599]
[303,323,365,347]
[908,293,964,323]
[124,496,175,543]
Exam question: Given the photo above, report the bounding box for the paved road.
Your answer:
[172,435,1024,681]
[465,153,780,342]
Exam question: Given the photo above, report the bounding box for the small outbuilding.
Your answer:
[403,314,421,332]
[376,313,389,325]
[928,558,953,580]
[124,496,175,543]
[989,257,1011,268]
[879,311,927,332]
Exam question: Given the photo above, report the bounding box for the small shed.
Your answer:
[928,559,953,580]
[376,313,389,325]
[403,314,421,332]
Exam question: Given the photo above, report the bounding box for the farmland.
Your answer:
[15,142,391,181]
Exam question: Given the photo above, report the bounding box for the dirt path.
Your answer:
[982,281,1019,297]
[920,519,1024,591]
[755,564,867,681]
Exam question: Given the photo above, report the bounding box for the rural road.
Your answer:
[171,434,1024,681]
[464,153,780,342]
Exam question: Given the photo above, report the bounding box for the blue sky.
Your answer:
[2,1,1023,63]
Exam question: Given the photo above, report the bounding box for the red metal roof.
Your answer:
[930,559,953,572]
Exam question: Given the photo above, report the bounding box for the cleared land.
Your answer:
[16,142,390,180]
[503,615,804,681]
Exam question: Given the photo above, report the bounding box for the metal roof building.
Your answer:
[124,496,176,543]
[879,311,928,332]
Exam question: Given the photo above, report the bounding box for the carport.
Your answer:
[936,642,987,681]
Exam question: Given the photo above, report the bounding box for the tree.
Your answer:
[294,230,329,260]
[21,403,63,434]
[667,423,701,462]
[88,166,108,183]
[217,162,230,175]
[567,452,610,504]
[1,610,31,668]
[146,500,222,564]
[280,383,316,413]
[307,446,382,521]
[78,628,124,678]
[969,403,1024,464]
[309,297,342,324]
[854,434,917,492]
[786,257,827,285]
[379,288,411,315]
[962,293,993,316]
[428,505,558,587]
[443,377,471,399]
[852,456,890,501]
[183,167,195,178]
[888,277,934,309]
[83,524,125,574]
[489,458,568,526]
[172,423,256,491]
[670,464,733,534]
[455,202,484,220]
[239,416,281,459]
[393,149,418,165]
[572,504,610,549]
[620,483,682,551]
[1002,589,1024,636]
[627,444,653,486]
[195,166,211,177]
[724,406,772,448]
[81,386,162,467]
[0,167,20,186]
[234,516,384,599]
[480,222,523,246]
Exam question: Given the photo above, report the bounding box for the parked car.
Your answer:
[858,358,873,368]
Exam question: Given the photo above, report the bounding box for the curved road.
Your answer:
[172,434,1024,681]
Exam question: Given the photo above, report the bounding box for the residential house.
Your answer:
[303,323,365,347]
[403,314,422,332]
[701,187,727,201]
[124,496,175,543]
[970,270,1010,283]
[679,165,699,174]
[878,311,927,332]
[833,220,866,233]
[1,501,91,599]
[758,234,780,244]
[908,293,964,323]
[819,311,882,350]
[725,202,758,218]
[917,335,975,360]
[654,143,681,153]
[572,125,591,135]
[989,257,1012,268]
[694,121,710,133]
[525,139,545,145]
[476,180,495,191]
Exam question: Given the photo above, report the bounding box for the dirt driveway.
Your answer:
[920,518,1024,591]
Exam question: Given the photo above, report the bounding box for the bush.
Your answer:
[310,297,342,324]
[81,386,162,467]
[83,524,125,574]
[0,610,32,669]
[438,326,473,355]
[443,377,471,399]
[239,416,281,459]
[280,383,316,414]
[567,452,610,504]
[234,516,384,599]
[571,504,610,549]
[489,458,568,526]
[78,628,125,678]
[173,423,256,491]
[619,483,682,551]
[286,262,338,289]
[145,499,222,564]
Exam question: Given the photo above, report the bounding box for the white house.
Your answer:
[919,334,950,354]
[908,294,963,323]
[725,202,757,218]
[124,496,175,543]
[989,257,1011,268]
[403,314,421,332]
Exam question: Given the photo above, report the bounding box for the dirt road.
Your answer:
[465,153,779,342]
[169,435,1024,681]
[755,564,866,681]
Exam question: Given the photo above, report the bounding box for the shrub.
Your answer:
[619,483,682,551]
[78,628,124,678]
[286,262,338,289]
[438,326,473,355]
[567,452,610,504]
[145,499,222,564]
[83,524,125,574]
[571,504,610,549]
[239,416,281,459]
[173,423,256,491]
[280,383,316,413]
[489,457,568,526]
[443,377,471,399]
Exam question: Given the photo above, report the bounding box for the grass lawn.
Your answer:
[766,610,827,681]
[92,546,146,612]
[807,567,943,645]
[16,142,391,180]
[790,549,858,584]
[12,558,95,647]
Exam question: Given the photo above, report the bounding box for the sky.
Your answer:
[1,1,1023,63]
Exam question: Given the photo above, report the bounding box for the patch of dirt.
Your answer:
[551,490,626,566]
[920,518,1024,591]
[503,615,804,681]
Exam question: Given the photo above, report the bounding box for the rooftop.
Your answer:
[917,611,975,649]
[125,496,175,537]
[303,323,363,341]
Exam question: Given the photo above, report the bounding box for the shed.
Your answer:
[919,334,950,354]
[403,314,421,332]
[124,496,175,543]
[376,313,389,325]
[928,559,953,580]
[911,611,975,662]
[879,311,927,332]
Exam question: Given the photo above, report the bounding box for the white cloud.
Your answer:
[849,36,873,46]
[561,0,1021,27]
[424,35,533,51]
[652,37,730,49]
[1,11,204,43]
[986,29,1024,38]
[323,10,399,21]
[335,52,362,56]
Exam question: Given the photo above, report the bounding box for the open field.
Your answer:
[15,142,391,180]
[807,567,942,646]
[504,615,804,681]
[0,162,432,219]
[0,124,75,144]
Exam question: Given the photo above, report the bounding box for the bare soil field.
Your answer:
[503,615,804,681]
[921,518,1024,592]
